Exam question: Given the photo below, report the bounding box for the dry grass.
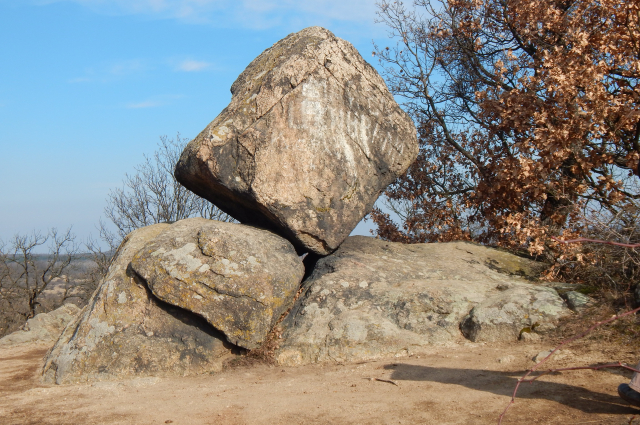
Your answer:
[549,292,640,350]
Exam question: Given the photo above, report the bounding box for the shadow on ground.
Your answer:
[384,363,640,416]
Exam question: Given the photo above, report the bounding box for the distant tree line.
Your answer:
[0,134,231,337]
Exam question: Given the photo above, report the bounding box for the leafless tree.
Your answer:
[82,220,121,294]
[0,228,78,336]
[84,134,235,290]
[105,134,233,240]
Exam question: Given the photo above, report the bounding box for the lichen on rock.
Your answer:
[175,26,418,255]
[130,218,305,350]
[276,236,570,366]
[42,224,234,385]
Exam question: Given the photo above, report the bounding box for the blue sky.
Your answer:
[0,0,395,248]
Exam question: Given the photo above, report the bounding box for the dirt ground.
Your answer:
[1,338,639,425]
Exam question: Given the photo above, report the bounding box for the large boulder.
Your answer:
[460,285,570,342]
[0,304,80,347]
[42,224,235,385]
[275,237,570,366]
[174,27,418,255]
[130,218,305,349]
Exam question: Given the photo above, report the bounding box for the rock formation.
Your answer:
[42,226,573,380]
[275,237,570,366]
[130,218,305,349]
[174,26,418,255]
[43,224,235,385]
[460,286,568,342]
[41,27,578,384]
[0,304,80,347]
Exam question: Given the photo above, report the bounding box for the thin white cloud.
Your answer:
[33,0,378,29]
[126,100,164,109]
[177,59,211,72]
[108,59,146,76]
[124,94,184,109]
[68,59,149,83]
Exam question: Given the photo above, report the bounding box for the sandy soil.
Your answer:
[1,339,638,425]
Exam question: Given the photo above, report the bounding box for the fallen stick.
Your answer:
[365,377,399,386]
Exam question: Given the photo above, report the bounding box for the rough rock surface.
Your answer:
[175,27,418,255]
[130,218,305,350]
[42,224,235,385]
[0,304,80,347]
[460,286,569,342]
[275,236,570,366]
[562,291,593,312]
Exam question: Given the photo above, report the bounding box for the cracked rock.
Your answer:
[130,218,305,349]
[460,286,571,342]
[43,224,234,385]
[275,237,552,366]
[174,26,418,255]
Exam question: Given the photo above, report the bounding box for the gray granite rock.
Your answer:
[275,236,562,366]
[42,224,235,385]
[130,218,305,350]
[174,27,418,255]
[562,291,593,312]
[460,285,571,342]
[0,304,80,347]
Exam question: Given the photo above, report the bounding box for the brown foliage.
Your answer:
[544,206,640,297]
[372,0,640,254]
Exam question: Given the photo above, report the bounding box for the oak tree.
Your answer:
[372,0,640,254]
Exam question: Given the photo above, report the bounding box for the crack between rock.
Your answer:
[197,248,268,307]
[211,285,269,308]
[159,237,269,309]
[318,55,408,172]
[345,131,371,162]
[317,51,389,120]
[332,40,395,105]
[299,231,331,254]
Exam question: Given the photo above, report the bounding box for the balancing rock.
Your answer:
[175,26,418,255]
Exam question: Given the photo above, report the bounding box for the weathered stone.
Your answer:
[460,286,570,342]
[0,304,80,347]
[562,291,593,312]
[275,236,562,366]
[174,27,418,255]
[130,218,305,350]
[42,224,235,385]
[519,331,542,342]
[532,349,570,363]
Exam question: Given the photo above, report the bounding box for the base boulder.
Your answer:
[276,237,570,366]
[130,218,305,350]
[42,224,235,385]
